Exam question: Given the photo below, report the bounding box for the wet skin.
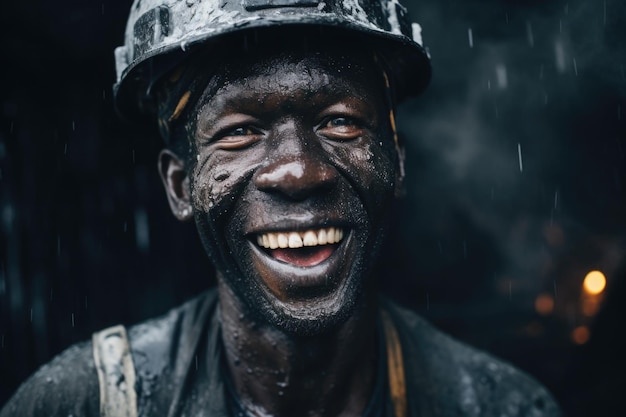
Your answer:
[160,50,404,416]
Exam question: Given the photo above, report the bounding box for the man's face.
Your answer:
[183,49,401,334]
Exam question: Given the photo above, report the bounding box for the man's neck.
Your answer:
[218,282,379,417]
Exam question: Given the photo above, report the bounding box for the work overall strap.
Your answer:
[92,325,138,417]
[381,310,408,417]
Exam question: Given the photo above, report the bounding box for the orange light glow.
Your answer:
[534,293,554,315]
[582,298,600,317]
[583,270,606,295]
[571,326,590,345]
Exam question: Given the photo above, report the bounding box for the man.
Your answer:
[1,0,561,416]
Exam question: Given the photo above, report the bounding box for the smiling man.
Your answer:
[1,1,562,416]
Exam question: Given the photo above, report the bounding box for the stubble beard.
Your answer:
[217,254,369,337]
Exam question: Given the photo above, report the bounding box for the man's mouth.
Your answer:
[254,227,344,267]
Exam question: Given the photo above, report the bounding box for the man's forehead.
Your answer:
[195,49,383,108]
[215,57,336,92]
[214,64,333,96]
[208,43,375,81]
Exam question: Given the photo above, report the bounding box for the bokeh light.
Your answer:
[571,326,591,345]
[583,270,606,295]
[535,293,555,316]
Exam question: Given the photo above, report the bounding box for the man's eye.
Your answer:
[328,117,356,127]
[225,127,257,136]
[212,126,263,149]
[318,117,363,141]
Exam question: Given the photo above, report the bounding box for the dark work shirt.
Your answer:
[0,290,561,416]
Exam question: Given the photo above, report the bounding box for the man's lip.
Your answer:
[246,217,350,235]
[247,230,353,298]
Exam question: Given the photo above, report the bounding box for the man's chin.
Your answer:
[266,291,361,336]
[231,272,365,337]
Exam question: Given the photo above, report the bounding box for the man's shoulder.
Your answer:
[382,299,562,417]
[0,339,99,417]
[122,289,220,415]
[122,288,218,374]
[1,289,219,417]
[125,288,218,350]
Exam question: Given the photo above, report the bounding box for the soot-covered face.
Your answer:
[166,49,402,335]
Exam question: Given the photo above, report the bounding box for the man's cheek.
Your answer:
[333,140,395,180]
[190,161,245,213]
[342,146,396,206]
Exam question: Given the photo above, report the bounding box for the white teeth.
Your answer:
[268,234,279,249]
[303,231,317,246]
[255,227,345,249]
[288,232,303,248]
[318,229,328,245]
[327,229,335,244]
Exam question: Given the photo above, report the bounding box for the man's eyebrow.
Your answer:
[203,80,338,104]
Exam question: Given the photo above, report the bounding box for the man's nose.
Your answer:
[253,142,339,201]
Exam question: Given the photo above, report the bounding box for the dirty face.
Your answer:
[173,50,401,334]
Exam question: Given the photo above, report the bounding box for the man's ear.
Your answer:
[158,149,192,221]
[394,136,407,199]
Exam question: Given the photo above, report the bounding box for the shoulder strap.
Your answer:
[381,310,407,417]
[92,325,138,417]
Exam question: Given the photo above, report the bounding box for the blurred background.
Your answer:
[1,0,624,416]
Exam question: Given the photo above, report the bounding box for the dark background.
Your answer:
[1,0,624,416]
